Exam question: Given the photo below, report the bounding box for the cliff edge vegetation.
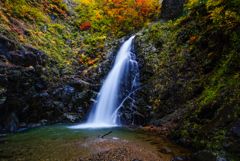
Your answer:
[135,0,240,160]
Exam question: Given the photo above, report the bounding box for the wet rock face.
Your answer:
[0,37,95,133]
[0,71,91,133]
[4,113,19,132]
[161,0,185,20]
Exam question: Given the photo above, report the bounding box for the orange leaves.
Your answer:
[41,1,67,18]
[144,126,157,131]
[49,4,67,18]
[190,35,197,42]
[135,0,150,15]
[116,15,126,24]
[87,57,99,65]
[78,53,101,66]
[80,22,91,30]
[136,0,145,5]
[75,0,160,37]
[79,56,99,65]
[78,58,84,64]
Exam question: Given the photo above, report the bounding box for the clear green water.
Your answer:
[0,124,191,160]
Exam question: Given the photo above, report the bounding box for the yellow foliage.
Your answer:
[18,35,24,42]
[95,12,103,19]
[0,11,10,23]
[184,0,201,10]
[209,6,225,24]
[206,0,224,8]
[80,0,92,5]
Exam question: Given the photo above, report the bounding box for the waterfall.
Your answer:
[70,36,140,129]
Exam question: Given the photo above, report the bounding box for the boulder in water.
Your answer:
[159,148,172,154]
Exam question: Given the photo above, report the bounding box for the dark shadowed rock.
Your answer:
[0,74,8,87]
[231,122,240,137]
[159,148,172,154]
[216,157,227,161]
[0,36,14,57]
[23,51,37,67]
[5,113,19,132]
[63,113,79,123]
[132,158,141,161]
[24,45,47,65]
[35,78,48,92]
[1,37,46,67]
[8,52,25,66]
[19,122,27,127]
[53,101,64,110]
[62,85,75,103]
[191,150,216,161]
[62,69,67,75]
[171,156,188,161]
[39,119,48,125]
[28,123,41,128]
[35,65,43,76]
[0,55,7,62]
[24,30,30,36]
[68,78,90,91]
[161,0,185,20]
[51,68,58,75]
[0,97,6,105]
[40,92,50,99]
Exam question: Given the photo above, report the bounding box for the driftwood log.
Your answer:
[100,131,112,138]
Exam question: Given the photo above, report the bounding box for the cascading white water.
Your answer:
[70,36,139,129]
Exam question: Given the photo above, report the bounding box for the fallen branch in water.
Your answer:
[101,131,112,138]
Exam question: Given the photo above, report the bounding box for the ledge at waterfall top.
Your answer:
[70,36,140,129]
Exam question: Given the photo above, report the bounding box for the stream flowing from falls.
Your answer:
[71,36,140,129]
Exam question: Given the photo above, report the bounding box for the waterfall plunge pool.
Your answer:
[0,124,191,160]
[0,37,191,160]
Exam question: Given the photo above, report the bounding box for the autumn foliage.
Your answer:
[1,0,68,22]
[80,22,91,30]
[74,0,161,37]
[190,35,197,42]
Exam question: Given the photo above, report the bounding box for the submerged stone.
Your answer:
[159,148,172,154]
